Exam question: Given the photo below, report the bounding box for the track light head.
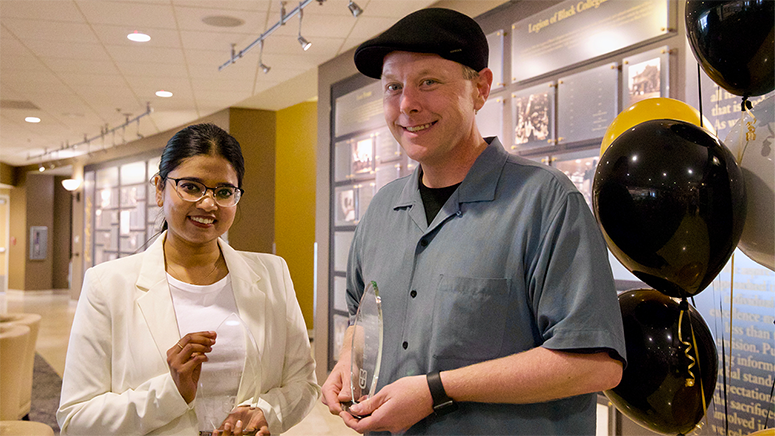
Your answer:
[348,0,363,17]
[297,35,312,51]
[260,62,271,74]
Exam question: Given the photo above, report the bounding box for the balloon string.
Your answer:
[697,64,704,128]
[688,309,710,431]
[739,97,757,161]
[678,307,697,387]
[719,296,729,436]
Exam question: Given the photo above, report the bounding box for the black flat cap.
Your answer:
[354,8,488,79]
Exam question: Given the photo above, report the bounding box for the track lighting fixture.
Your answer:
[347,0,363,17]
[297,3,312,51]
[259,40,271,74]
[280,1,287,24]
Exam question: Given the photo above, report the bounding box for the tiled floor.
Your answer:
[1,289,357,436]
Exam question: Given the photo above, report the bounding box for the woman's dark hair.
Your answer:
[159,123,245,187]
[154,123,245,235]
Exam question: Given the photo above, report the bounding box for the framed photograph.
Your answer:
[622,46,670,108]
[351,136,374,176]
[333,231,354,273]
[334,186,357,226]
[512,82,555,151]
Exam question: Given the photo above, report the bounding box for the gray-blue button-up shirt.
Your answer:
[346,137,626,435]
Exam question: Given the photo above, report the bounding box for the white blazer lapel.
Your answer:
[136,233,180,363]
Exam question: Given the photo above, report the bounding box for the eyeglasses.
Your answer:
[166,177,243,207]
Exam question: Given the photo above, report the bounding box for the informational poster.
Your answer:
[622,46,670,108]
[512,82,555,150]
[693,252,775,435]
[334,81,384,137]
[557,63,617,144]
[511,0,670,83]
[685,38,775,143]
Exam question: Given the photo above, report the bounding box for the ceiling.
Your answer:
[0,0,506,167]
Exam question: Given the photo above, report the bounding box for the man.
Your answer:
[322,8,626,435]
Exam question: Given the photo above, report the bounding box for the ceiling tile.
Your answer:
[91,24,182,49]
[107,44,186,64]
[75,0,177,28]
[2,19,98,44]
[41,58,122,75]
[25,40,111,61]
[0,1,86,22]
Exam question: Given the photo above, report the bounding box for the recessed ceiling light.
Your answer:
[127,31,151,42]
[155,90,173,98]
[25,116,41,123]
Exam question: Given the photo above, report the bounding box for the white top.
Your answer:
[167,273,245,431]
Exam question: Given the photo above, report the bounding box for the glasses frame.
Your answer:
[166,177,244,207]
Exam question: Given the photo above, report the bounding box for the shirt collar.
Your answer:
[394,137,507,209]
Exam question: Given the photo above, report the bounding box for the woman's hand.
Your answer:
[213,406,270,436]
[166,331,216,403]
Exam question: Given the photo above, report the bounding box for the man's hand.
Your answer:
[340,375,434,434]
[321,358,353,415]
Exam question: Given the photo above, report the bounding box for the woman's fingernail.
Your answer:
[236,420,243,427]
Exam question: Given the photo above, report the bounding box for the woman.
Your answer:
[57,123,320,435]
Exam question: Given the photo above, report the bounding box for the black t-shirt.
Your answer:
[419,180,461,225]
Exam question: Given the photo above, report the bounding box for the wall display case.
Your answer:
[512,82,556,151]
[622,46,670,108]
[327,77,421,370]
[557,63,618,145]
[83,152,163,271]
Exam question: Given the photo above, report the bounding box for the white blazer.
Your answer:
[57,234,320,435]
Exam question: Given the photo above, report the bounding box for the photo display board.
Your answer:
[334,81,384,137]
[557,63,618,145]
[511,0,670,83]
[622,46,670,108]
[512,82,555,151]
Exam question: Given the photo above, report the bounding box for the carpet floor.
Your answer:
[30,353,61,435]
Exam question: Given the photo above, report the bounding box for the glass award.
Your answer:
[196,313,261,434]
[346,281,383,413]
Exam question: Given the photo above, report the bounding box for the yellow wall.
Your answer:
[275,101,317,330]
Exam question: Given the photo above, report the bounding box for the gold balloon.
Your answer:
[601,98,715,156]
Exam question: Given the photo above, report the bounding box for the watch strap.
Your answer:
[426,371,458,416]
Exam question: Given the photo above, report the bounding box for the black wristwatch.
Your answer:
[426,371,458,416]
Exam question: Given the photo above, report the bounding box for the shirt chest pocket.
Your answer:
[430,275,510,361]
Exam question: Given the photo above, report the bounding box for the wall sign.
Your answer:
[29,226,47,260]
[511,0,670,83]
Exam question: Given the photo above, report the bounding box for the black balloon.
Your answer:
[593,119,746,298]
[686,0,775,97]
[605,290,718,435]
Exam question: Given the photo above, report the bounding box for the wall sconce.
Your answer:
[62,178,82,201]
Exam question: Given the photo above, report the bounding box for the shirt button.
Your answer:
[402,341,408,349]
[410,290,417,298]
[420,239,428,247]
